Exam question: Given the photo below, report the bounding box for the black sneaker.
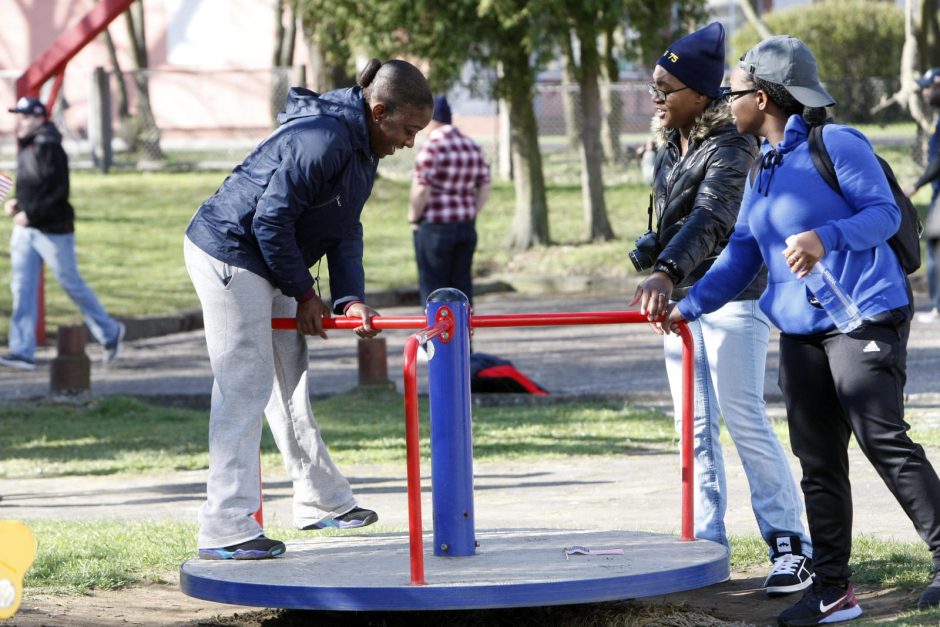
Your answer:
[198,535,286,560]
[301,506,378,530]
[0,353,36,371]
[777,581,862,626]
[918,568,940,608]
[765,534,814,596]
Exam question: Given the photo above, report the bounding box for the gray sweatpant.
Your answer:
[184,237,357,548]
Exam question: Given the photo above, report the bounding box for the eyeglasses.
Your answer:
[721,88,758,104]
[647,83,691,101]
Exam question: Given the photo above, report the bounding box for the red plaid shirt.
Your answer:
[414,125,490,223]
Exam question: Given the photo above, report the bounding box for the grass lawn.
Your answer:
[5,390,940,623]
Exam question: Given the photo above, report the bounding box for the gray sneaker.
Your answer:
[103,323,126,364]
[0,353,36,371]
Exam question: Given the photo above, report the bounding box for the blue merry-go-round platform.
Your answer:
[179,528,729,611]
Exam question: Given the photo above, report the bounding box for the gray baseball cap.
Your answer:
[739,35,836,108]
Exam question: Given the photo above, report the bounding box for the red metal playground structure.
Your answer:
[15,0,138,345]
[180,290,729,612]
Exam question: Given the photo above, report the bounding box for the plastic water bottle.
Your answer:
[803,262,863,333]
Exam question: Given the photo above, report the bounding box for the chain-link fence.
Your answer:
[0,66,915,181]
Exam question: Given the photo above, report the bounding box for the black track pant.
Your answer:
[779,308,940,584]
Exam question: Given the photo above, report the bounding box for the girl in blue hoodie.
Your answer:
[659,37,940,626]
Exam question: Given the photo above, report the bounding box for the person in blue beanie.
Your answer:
[409,94,490,305]
[660,36,940,625]
[185,59,432,561]
[630,22,813,596]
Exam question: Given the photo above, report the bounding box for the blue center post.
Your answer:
[425,288,476,557]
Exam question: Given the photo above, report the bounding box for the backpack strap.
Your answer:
[807,124,841,195]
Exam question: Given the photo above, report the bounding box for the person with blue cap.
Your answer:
[630,22,814,596]
[409,94,491,304]
[1,96,125,371]
[663,35,940,624]
[904,68,940,324]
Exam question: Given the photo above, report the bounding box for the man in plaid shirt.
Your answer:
[409,95,491,304]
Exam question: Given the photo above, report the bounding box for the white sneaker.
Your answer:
[916,309,940,324]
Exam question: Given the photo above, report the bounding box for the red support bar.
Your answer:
[678,324,695,542]
[15,0,136,98]
[401,318,453,586]
[271,316,425,331]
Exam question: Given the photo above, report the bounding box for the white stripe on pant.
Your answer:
[184,237,357,548]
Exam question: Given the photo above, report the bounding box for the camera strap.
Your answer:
[646,193,654,232]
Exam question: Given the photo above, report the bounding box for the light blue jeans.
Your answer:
[8,225,121,360]
[926,238,939,311]
[664,299,811,557]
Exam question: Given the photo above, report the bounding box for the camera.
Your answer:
[629,230,660,272]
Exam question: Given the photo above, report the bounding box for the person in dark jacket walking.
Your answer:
[664,35,940,625]
[630,23,813,595]
[1,97,125,371]
[184,59,432,560]
[904,67,940,323]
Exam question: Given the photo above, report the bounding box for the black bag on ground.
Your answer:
[470,352,548,395]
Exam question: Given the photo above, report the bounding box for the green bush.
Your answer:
[731,0,904,123]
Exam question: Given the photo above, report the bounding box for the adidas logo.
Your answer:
[863,341,880,353]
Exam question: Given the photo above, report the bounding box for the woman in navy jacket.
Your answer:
[185,59,432,560]
[660,37,940,625]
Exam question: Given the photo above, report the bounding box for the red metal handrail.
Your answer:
[272,310,696,582]
[401,319,453,585]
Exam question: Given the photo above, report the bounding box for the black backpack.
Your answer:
[748,123,923,274]
[808,123,923,274]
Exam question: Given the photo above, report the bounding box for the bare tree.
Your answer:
[125,0,163,160]
[736,0,773,40]
[272,0,298,122]
[872,0,931,140]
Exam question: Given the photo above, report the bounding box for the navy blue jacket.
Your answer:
[186,86,377,311]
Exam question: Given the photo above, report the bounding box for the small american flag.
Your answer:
[0,172,12,204]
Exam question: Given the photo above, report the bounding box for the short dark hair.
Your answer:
[358,59,432,114]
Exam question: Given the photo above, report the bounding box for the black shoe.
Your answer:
[0,353,36,371]
[918,568,940,608]
[777,581,862,626]
[302,506,378,530]
[198,535,286,560]
[765,534,814,596]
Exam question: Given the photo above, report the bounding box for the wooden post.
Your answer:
[50,326,90,395]
[357,337,392,387]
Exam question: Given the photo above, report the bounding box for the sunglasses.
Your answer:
[721,88,758,104]
[647,83,691,101]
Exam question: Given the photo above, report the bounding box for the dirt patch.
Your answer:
[10,566,930,627]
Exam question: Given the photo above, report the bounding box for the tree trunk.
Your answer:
[736,0,773,39]
[600,26,623,163]
[503,55,550,250]
[125,0,163,160]
[560,33,581,151]
[572,34,613,241]
[271,0,297,123]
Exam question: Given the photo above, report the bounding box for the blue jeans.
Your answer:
[927,237,939,311]
[8,225,120,360]
[664,299,811,557]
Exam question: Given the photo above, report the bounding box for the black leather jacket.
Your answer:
[651,104,766,300]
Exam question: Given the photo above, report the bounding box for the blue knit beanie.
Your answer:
[657,22,726,99]
[432,95,452,124]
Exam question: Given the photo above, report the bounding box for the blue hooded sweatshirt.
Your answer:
[678,115,909,335]
[186,86,377,311]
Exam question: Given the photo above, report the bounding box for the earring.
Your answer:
[373,117,379,123]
